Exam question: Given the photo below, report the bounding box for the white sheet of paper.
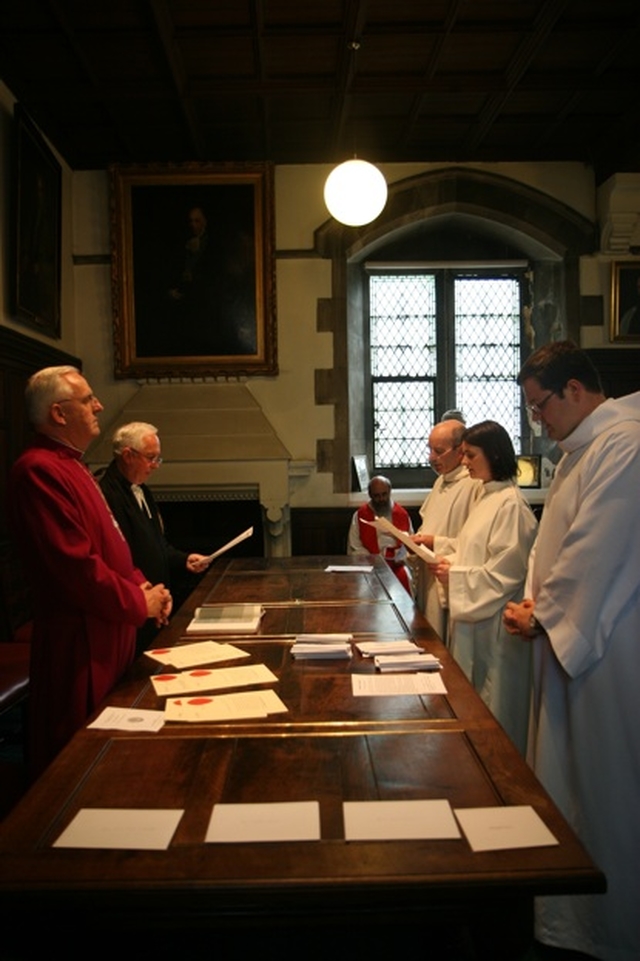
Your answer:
[87,706,165,732]
[151,663,276,697]
[343,799,461,841]
[53,808,183,850]
[145,641,249,669]
[206,801,320,843]
[362,516,436,563]
[165,688,288,722]
[325,564,373,573]
[203,526,254,563]
[351,673,447,696]
[454,805,559,852]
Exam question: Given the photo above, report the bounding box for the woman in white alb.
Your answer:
[417,421,537,753]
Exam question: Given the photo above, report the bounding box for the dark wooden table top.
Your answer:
[0,556,604,929]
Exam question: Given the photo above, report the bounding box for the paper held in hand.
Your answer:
[362,516,436,563]
[202,526,253,564]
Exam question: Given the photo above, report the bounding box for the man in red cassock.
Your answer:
[8,366,172,778]
[347,475,413,593]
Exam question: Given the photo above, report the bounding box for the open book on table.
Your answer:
[186,604,264,634]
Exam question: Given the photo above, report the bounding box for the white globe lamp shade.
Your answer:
[323,159,388,226]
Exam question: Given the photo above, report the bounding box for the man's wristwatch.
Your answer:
[528,614,542,636]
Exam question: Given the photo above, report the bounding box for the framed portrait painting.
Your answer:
[610,261,640,342]
[12,105,61,338]
[110,162,277,378]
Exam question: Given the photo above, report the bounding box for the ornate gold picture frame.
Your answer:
[110,162,277,377]
[13,105,61,338]
[610,261,640,342]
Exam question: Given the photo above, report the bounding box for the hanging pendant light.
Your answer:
[323,158,388,227]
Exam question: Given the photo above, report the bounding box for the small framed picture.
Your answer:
[610,261,640,341]
[352,455,370,492]
[516,455,541,489]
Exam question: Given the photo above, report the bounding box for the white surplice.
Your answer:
[434,480,537,753]
[414,465,481,640]
[527,392,640,961]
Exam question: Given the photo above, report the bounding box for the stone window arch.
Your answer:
[314,167,595,493]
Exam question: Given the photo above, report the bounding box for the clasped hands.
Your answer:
[503,598,538,638]
[141,582,173,627]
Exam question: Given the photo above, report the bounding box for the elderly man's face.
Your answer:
[53,373,103,452]
[120,432,162,485]
[428,422,463,476]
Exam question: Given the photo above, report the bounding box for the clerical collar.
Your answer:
[131,483,152,517]
[40,433,86,457]
[442,463,468,483]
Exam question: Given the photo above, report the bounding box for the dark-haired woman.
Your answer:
[427,420,537,753]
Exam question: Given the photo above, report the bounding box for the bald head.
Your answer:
[428,420,465,476]
[368,475,392,516]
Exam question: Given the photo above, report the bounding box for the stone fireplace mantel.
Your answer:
[88,382,293,556]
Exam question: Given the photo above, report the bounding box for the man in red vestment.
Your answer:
[347,475,413,593]
[9,366,172,778]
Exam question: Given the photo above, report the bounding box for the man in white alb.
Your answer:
[504,340,640,961]
[412,419,481,640]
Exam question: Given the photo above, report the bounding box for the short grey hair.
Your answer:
[112,422,159,455]
[25,366,80,428]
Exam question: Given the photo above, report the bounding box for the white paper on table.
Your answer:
[145,640,250,669]
[454,805,559,852]
[165,688,288,723]
[151,663,276,697]
[325,565,373,573]
[343,799,461,841]
[206,800,320,843]
[356,640,421,657]
[352,673,447,696]
[295,633,353,643]
[87,706,165,732]
[374,653,442,672]
[291,643,352,659]
[362,516,436,563]
[53,808,183,850]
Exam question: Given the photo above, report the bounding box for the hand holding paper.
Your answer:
[363,516,436,563]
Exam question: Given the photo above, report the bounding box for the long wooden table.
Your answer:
[0,556,604,951]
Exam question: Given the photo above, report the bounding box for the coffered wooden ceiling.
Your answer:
[2,0,639,183]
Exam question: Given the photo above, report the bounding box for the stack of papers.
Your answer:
[355,639,422,657]
[291,634,353,659]
[374,653,443,673]
[186,604,264,634]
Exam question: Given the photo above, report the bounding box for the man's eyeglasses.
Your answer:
[130,449,163,466]
[428,444,459,459]
[524,392,556,417]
